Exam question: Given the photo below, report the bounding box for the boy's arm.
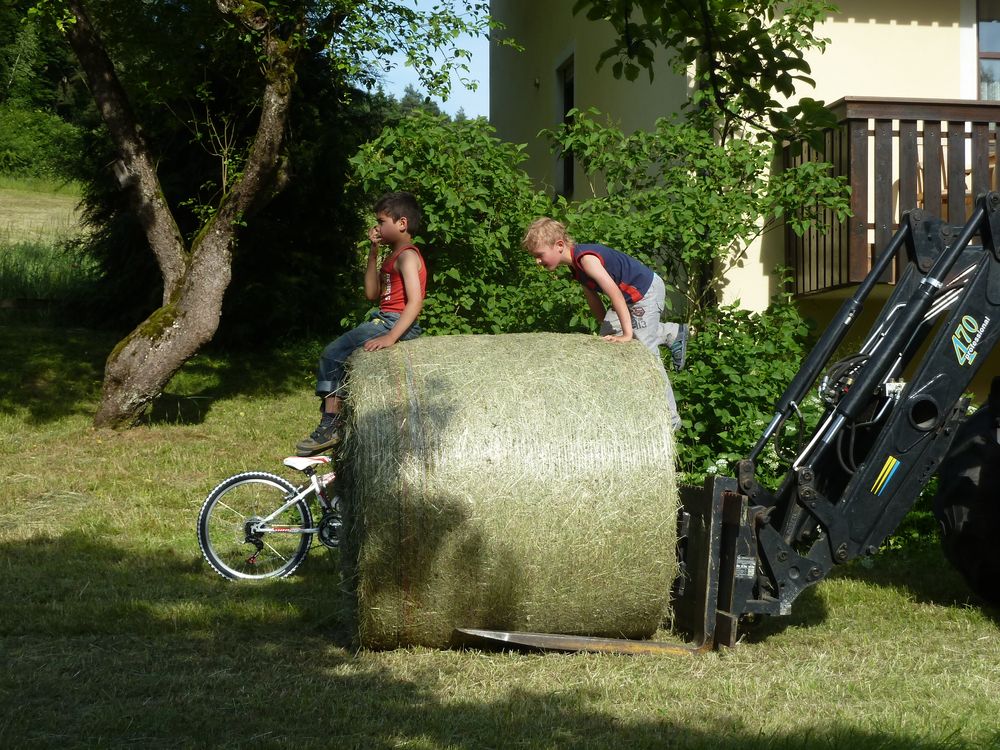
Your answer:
[581,285,606,322]
[363,249,424,351]
[577,254,633,342]
[364,228,381,301]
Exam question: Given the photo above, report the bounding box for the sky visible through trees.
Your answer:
[378,26,489,118]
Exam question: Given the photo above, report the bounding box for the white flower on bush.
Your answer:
[705,457,730,475]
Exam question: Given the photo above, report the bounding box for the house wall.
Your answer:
[807,0,975,103]
[490,0,978,312]
[489,1,689,194]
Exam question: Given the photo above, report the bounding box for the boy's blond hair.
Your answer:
[522,217,574,251]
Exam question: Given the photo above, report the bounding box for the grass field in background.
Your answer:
[0,176,83,244]
[1,322,999,749]
[0,177,94,308]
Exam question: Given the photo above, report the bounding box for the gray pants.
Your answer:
[599,274,681,430]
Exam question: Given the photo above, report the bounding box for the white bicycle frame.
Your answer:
[254,456,336,535]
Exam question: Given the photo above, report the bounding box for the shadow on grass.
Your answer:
[0,325,114,423]
[0,529,354,643]
[832,541,1000,625]
[142,341,314,426]
[718,539,1000,646]
[0,322,318,426]
[1,533,986,749]
[735,585,830,645]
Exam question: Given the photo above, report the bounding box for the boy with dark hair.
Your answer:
[295,191,427,456]
[522,217,685,430]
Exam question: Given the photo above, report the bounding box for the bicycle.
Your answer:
[197,454,342,581]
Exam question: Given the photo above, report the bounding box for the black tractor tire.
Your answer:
[933,376,1000,605]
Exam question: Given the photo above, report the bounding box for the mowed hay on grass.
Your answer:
[339,333,679,649]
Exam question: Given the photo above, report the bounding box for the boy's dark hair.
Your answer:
[375,191,422,234]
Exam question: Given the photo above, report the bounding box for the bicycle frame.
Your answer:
[255,473,334,535]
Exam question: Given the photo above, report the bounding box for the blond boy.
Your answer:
[523,217,684,429]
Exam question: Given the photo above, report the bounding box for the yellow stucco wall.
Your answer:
[806,0,975,104]
[490,0,977,313]
[490,1,689,194]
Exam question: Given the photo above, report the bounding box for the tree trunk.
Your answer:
[62,0,297,428]
[93,226,234,427]
[64,0,188,303]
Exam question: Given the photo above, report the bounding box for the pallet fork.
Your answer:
[454,448,753,655]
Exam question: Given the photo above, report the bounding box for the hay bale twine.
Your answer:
[339,332,678,649]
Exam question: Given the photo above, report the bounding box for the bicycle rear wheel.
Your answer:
[197,472,313,580]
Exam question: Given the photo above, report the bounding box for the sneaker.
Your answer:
[295,414,342,457]
[670,324,689,371]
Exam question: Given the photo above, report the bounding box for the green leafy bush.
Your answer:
[0,105,83,179]
[544,108,850,321]
[350,111,589,335]
[546,110,771,289]
[671,284,816,485]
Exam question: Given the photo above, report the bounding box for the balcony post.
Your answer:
[848,118,869,282]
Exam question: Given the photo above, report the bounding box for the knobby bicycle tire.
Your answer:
[197,471,313,581]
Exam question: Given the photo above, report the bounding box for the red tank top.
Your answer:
[380,244,427,313]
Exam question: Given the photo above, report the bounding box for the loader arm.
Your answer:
[673,193,1000,646]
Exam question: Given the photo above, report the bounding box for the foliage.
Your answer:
[1,7,89,113]
[35,1,495,343]
[327,1,495,101]
[393,83,445,119]
[1,8,45,104]
[348,109,845,339]
[565,0,850,317]
[350,110,591,335]
[572,0,839,146]
[0,10,89,180]
[671,280,817,485]
[0,103,84,177]
[543,108,850,320]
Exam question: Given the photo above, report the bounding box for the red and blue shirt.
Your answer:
[570,244,653,303]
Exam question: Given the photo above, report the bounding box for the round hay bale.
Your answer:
[338,332,678,649]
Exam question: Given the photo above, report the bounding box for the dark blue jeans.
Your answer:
[315,310,422,397]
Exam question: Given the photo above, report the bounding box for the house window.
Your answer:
[979,0,1000,99]
[559,57,575,197]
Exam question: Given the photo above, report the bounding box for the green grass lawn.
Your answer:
[2,322,999,749]
[0,176,83,245]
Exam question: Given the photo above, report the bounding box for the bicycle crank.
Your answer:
[318,512,342,549]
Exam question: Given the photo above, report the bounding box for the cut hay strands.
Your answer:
[338,333,679,650]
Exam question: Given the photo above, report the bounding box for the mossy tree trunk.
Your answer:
[92,224,236,428]
[63,1,302,428]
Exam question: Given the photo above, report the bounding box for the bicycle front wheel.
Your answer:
[197,471,313,581]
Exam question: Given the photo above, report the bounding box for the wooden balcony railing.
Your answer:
[783,97,1000,296]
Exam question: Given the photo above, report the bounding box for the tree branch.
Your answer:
[64,0,188,303]
[215,0,269,31]
[313,8,348,49]
[212,10,304,225]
